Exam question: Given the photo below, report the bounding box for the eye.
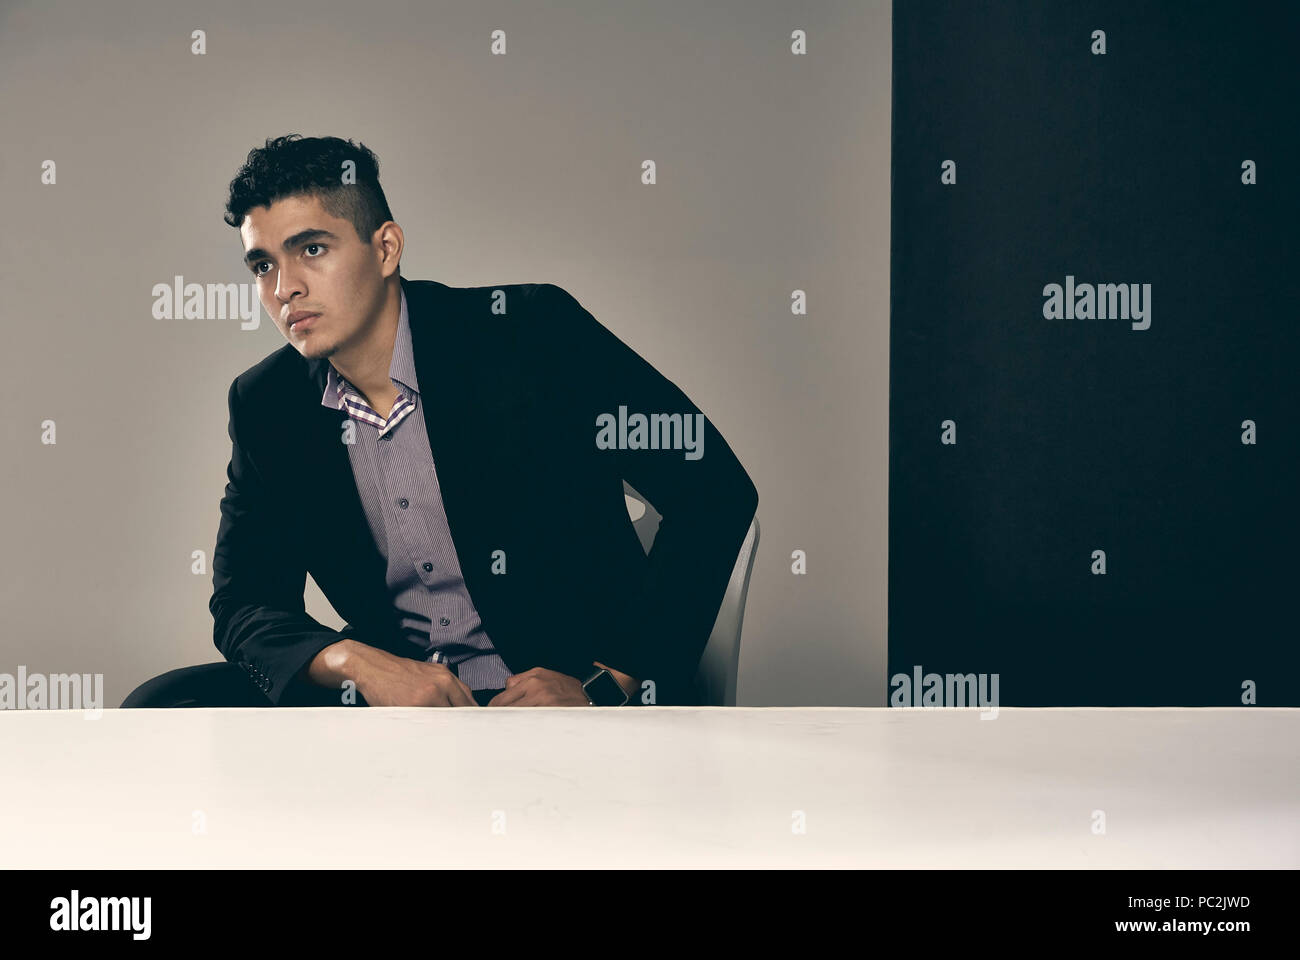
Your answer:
[252,260,271,276]
[305,243,326,256]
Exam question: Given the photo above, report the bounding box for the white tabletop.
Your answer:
[2,707,1296,868]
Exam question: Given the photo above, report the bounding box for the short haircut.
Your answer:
[223,134,394,244]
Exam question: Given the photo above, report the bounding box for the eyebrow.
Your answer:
[243,228,340,265]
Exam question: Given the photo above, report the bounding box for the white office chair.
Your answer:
[624,484,760,706]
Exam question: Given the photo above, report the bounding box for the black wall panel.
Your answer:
[889,1,1298,705]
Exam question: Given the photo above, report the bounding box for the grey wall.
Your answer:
[0,0,890,707]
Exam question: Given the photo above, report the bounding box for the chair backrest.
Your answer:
[624,485,760,706]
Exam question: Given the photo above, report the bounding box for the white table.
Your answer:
[2,707,1296,868]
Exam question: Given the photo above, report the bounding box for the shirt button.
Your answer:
[422,562,433,572]
[439,616,450,626]
[398,498,409,509]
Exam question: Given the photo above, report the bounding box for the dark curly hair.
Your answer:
[223,134,394,244]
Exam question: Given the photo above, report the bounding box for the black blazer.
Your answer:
[210,277,759,706]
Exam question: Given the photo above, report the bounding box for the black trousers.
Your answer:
[120,661,504,708]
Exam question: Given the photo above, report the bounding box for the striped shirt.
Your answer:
[320,288,510,690]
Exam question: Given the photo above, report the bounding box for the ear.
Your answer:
[373,221,404,278]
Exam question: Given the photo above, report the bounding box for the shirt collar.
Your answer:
[320,286,418,410]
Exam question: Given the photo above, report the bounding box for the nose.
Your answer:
[274,261,307,306]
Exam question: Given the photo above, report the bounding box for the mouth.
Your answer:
[287,312,320,333]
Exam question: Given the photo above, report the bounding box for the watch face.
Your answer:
[585,670,628,706]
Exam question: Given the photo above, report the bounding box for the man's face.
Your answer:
[239,193,387,360]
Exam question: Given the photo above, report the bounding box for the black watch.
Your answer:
[582,668,630,706]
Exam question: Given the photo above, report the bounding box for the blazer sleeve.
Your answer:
[538,284,759,702]
[209,377,350,705]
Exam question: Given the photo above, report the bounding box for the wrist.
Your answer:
[326,637,358,672]
[593,661,639,701]
[348,640,401,691]
[331,638,394,699]
[308,638,352,688]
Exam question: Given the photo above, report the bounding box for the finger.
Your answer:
[490,680,531,706]
[448,681,476,707]
[505,668,536,688]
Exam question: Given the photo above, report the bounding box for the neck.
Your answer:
[327,279,401,409]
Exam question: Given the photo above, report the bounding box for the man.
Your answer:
[210,134,757,708]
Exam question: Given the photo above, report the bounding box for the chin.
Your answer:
[297,340,334,360]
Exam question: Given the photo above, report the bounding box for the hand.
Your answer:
[353,646,477,707]
[487,667,590,706]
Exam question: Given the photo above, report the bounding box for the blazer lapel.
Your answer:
[402,279,487,576]
[403,278,471,482]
